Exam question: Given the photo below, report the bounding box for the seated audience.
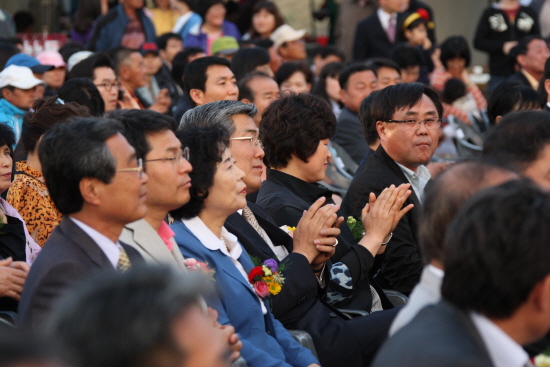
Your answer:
[389,160,518,335]
[183,56,238,107]
[332,63,378,164]
[507,35,550,90]
[0,65,43,142]
[256,93,412,312]
[366,58,402,90]
[430,36,487,125]
[179,99,410,366]
[390,44,427,84]
[18,117,145,328]
[237,71,279,126]
[372,179,550,366]
[135,42,173,111]
[170,124,320,367]
[44,266,235,367]
[311,46,345,78]
[184,0,241,56]
[7,97,90,247]
[35,51,67,97]
[274,61,314,94]
[156,32,183,71]
[539,57,550,111]
[342,83,442,295]
[172,0,201,42]
[57,79,105,116]
[231,47,273,81]
[243,1,285,42]
[270,24,307,62]
[311,62,345,118]
[486,80,541,124]
[88,0,156,51]
[484,110,550,190]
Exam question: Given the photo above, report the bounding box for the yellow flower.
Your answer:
[288,226,296,232]
[268,282,282,295]
[262,265,273,277]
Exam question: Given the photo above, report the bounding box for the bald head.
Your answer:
[419,160,518,266]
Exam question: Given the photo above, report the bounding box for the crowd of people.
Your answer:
[2,0,550,366]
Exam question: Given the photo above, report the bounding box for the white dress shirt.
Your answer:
[70,217,121,268]
[470,312,530,367]
[183,216,268,314]
[396,162,431,202]
[377,8,393,31]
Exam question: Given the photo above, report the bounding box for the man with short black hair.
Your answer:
[18,117,146,328]
[238,71,279,126]
[332,63,378,164]
[156,32,183,69]
[312,46,345,77]
[183,56,238,107]
[342,82,442,295]
[373,179,550,366]
[366,58,402,90]
[508,35,550,90]
[484,110,550,190]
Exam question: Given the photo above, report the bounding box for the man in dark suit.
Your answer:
[179,100,400,367]
[342,83,442,295]
[353,0,403,61]
[332,63,378,165]
[372,179,550,367]
[18,117,146,329]
[507,35,550,90]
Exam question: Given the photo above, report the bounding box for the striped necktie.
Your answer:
[117,246,131,273]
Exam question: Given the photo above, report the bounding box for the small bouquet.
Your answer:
[346,216,365,243]
[183,258,216,281]
[248,257,286,303]
[279,225,296,238]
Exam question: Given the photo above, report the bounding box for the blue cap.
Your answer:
[5,53,54,74]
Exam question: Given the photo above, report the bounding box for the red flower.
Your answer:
[248,266,264,283]
[417,8,430,22]
[254,281,270,298]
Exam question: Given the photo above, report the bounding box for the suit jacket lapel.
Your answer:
[60,218,112,268]
[127,220,178,265]
[226,213,277,260]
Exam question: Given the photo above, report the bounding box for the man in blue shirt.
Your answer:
[0,65,43,142]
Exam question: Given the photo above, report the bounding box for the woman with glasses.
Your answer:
[8,97,90,247]
[170,124,320,367]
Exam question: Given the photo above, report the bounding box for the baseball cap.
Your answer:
[140,42,159,56]
[36,50,67,68]
[211,36,240,56]
[270,24,306,49]
[0,65,45,89]
[5,53,54,74]
[67,51,94,71]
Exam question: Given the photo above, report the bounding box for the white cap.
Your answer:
[270,24,306,49]
[67,51,93,71]
[0,65,44,89]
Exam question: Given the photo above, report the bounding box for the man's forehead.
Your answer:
[206,64,233,80]
[394,95,436,114]
[231,114,257,133]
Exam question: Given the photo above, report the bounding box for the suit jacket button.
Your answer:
[329,312,337,317]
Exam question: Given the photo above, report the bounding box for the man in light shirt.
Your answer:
[18,117,146,329]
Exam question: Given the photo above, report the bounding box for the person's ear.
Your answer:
[79,177,103,207]
[376,121,387,139]
[495,115,503,124]
[544,79,550,97]
[240,98,253,105]
[189,89,205,105]
[517,54,526,69]
[339,88,347,105]
[1,88,11,100]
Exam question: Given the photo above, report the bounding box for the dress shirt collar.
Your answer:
[182,216,242,259]
[395,162,431,202]
[69,216,120,268]
[266,168,333,205]
[158,221,175,252]
[520,68,539,90]
[470,312,529,367]
[377,7,395,30]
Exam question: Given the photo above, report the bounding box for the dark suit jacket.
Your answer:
[333,107,369,165]
[225,202,395,367]
[341,145,424,296]
[507,70,533,89]
[372,300,494,367]
[353,13,399,61]
[17,218,142,329]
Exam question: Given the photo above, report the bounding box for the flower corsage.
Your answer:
[279,225,296,238]
[346,216,365,242]
[248,257,286,305]
[183,258,216,281]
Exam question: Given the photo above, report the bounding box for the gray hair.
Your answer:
[178,100,257,134]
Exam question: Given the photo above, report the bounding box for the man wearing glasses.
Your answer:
[18,117,147,329]
[342,82,443,296]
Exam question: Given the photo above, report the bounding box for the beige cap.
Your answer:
[270,24,306,49]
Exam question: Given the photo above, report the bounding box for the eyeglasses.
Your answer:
[145,147,190,166]
[94,81,121,91]
[229,136,263,148]
[116,158,144,179]
[384,118,442,129]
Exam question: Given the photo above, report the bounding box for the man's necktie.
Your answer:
[387,15,396,43]
[242,206,271,244]
[117,246,131,273]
